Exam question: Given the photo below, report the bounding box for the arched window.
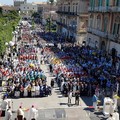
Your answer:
[106,0,109,7]
[113,16,120,35]
[96,15,101,29]
[98,0,103,6]
[89,14,93,27]
[68,3,70,12]
[116,0,120,6]
[103,16,108,32]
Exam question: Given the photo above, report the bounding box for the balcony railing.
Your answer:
[87,27,107,38]
[56,21,77,33]
[88,6,120,12]
[108,33,120,41]
[109,6,120,12]
[56,21,68,29]
[56,11,78,16]
[88,27,120,41]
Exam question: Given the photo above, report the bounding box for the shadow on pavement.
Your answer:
[81,96,92,106]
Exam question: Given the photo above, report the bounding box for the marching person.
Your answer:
[5,106,12,120]
[92,93,98,111]
[28,105,38,120]
[17,106,24,120]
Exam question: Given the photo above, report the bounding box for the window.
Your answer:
[89,14,93,27]
[33,8,34,9]
[103,16,108,32]
[106,0,109,7]
[96,15,101,29]
[27,7,29,9]
[98,0,102,6]
[73,4,74,12]
[113,17,120,35]
[76,3,78,13]
[116,0,119,6]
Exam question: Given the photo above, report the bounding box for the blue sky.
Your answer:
[0,0,47,5]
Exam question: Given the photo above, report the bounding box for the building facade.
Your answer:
[87,0,120,57]
[34,2,58,24]
[56,0,89,44]
[20,3,38,19]
[1,6,16,14]
[14,0,27,10]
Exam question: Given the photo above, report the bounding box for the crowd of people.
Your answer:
[39,32,120,105]
[0,19,120,119]
[0,22,52,99]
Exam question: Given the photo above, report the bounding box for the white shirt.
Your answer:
[28,107,38,119]
[5,109,12,120]
[1,99,8,110]
[112,112,119,120]
[17,108,24,118]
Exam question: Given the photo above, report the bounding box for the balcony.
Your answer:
[87,27,120,42]
[108,33,120,41]
[87,27,107,38]
[109,6,120,12]
[88,6,113,12]
[56,21,68,29]
[56,11,78,16]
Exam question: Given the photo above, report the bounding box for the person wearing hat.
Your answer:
[28,105,38,120]
[17,106,24,120]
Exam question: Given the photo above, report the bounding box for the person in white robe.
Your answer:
[28,105,38,120]
[112,110,119,120]
[5,106,12,120]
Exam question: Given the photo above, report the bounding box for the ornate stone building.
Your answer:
[56,0,89,44]
[87,0,120,56]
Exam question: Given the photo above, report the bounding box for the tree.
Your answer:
[0,7,2,14]
[49,0,54,5]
